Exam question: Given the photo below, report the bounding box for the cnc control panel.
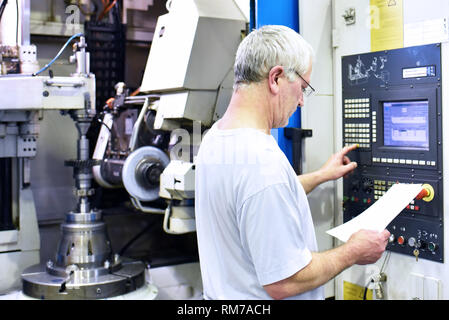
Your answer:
[341,44,443,262]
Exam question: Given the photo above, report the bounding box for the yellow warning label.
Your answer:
[370,0,404,51]
[343,281,373,300]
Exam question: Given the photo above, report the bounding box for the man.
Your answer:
[194,25,390,300]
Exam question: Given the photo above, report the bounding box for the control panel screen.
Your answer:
[383,100,429,149]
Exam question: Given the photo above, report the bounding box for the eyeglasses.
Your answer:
[293,70,316,97]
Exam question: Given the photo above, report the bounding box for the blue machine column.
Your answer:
[250,0,303,171]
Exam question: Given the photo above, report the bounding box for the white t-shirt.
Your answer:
[194,122,324,300]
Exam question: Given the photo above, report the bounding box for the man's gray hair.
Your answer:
[233,25,314,89]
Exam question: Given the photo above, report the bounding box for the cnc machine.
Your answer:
[94,0,247,235]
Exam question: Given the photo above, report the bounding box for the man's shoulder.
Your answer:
[196,127,283,166]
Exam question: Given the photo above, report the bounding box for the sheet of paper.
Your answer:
[327,183,423,242]
[404,18,449,47]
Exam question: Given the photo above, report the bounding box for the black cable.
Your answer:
[363,279,373,300]
[0,0,8,23]
[363,274,377,300]
[97,117,112,132]
[362,252,391,300]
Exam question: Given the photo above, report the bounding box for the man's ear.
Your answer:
[268,66,284,94]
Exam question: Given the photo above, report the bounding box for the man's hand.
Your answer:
[263,228,391,299]
[298,144,358,194]
[345,229,391,265]
[318,144,358,182]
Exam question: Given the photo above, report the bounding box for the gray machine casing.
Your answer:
[130,0,246,234]
[140,0,246,129]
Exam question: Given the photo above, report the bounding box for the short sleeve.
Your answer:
[237,183,312,286]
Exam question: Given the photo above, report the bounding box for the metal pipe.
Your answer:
[129,197,165,214]
[21,0,30,45]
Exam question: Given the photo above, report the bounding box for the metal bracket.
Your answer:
[342,8,356,25]
[283,128,312,175]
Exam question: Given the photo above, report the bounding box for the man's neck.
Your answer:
[218,83,273,134]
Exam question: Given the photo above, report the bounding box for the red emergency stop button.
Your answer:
[415,184,434,202]
[397,236,405,245]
